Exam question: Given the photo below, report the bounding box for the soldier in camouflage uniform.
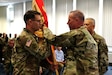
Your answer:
[0,35,4,63]
[84,18,108,75]
[11,10,51,75]
[43,10,99,75]
[2,39,14,75]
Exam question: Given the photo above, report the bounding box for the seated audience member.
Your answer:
[55,46,65,75]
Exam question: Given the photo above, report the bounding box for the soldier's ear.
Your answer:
[28,19,32,23]
[29,19,32,21]
[27,19,33,25]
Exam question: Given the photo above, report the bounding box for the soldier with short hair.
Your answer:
[43,10,99,75]
[84,18,108,75]
[2,39,14,75]
[11,10,51,75]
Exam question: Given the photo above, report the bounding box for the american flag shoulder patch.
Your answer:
[25,39,32,47]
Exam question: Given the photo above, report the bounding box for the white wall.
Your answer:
[8,3,25,37]
[103,0,112,47]
[0,6,8,33]
[108,47,112,63]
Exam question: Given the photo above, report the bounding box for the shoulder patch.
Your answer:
[25,39,32,47]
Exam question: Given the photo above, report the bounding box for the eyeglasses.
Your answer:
[84,24,89,26]
[32,20,42,23]
[31,18,43,23]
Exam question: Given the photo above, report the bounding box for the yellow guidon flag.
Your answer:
[32,0,48,37]
[32,0,48,27]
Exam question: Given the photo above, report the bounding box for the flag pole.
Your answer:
[32,0,59,75]
[51,45,59,75]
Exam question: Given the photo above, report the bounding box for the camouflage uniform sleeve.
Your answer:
[2,45,11,61]
[43,27,76,47]
[18,35,51,60]
[0,37,5,46]
[98,38,108,74]
[43,27,55,40]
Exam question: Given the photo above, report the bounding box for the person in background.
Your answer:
[2,39,14,75]
[0,33,8,63]
[14,34,17,39]
[0,33,3,63]
[0,33,2,37]
[84,18,108,75]
[55,46,65,75]
[11,10,51,75]
[2,33,8,43]
[43,10,99,75]
[0,33,6,75]
[9,33,12,39]
[3,33,18,75]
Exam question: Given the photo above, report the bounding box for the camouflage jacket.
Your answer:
[0,37,6,49]
[2,44,13,63]
[92,32,108,75]
[44,26,99,75]
[0,37,6,63]
[11,28,51,75]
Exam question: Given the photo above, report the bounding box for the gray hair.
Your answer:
[85,18,95,25]
[70,10,85,21]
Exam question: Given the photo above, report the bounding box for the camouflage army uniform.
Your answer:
[0,37,6,63]
[92,32,108,75]
[2,42,13,75]
[44,26,99,75]
[11,28,51,75]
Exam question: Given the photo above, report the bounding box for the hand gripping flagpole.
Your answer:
[32,0,59,75]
